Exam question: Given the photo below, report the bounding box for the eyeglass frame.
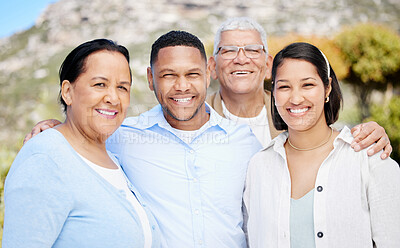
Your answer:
[215,44,266,59]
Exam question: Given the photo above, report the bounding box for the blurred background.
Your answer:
[0,0,399,241]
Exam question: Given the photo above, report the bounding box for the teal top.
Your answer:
[290,189,316,248]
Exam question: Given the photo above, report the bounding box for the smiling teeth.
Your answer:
[174,97,192,103]
[232,71,250,75]
[289,108,308,114]
[97,109,116,116]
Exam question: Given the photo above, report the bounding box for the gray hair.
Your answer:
[213,17,268,56]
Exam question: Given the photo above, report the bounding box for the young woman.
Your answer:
[243,42,400,248]
[3,39,161,247]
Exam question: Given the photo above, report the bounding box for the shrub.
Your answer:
[367,96,400,163]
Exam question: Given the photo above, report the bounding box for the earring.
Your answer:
[325,96,330,103]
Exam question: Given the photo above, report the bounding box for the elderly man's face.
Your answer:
[209,30,272,96]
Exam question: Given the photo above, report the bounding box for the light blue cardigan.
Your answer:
[3,128,161,248]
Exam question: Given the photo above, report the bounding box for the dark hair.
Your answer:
[58,39,131,113]
[150,30,207,66]
[271,42,343,130]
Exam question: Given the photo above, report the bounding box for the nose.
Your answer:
[289,88,304,105]
[104,87,120,105]
[233,48,249,64]
[173,76,191,92]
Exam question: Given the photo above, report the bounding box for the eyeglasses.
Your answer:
[216,45,265,60]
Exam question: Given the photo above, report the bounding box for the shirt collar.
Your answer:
[128,103,228,134]
[333,126,353,145]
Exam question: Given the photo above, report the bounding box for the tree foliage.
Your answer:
[335,23,400,120]
[0,145,16,246]
[368,96,400,163]
[265,34,349,91]
[268,34,349,80]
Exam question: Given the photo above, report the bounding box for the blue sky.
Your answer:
[0,0,58,38]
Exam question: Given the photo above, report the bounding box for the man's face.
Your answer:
[147,46,210,128]
[209,30,272,96]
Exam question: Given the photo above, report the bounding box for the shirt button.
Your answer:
[199,239,203,245]
[189,150,194,154]
[317,186,323,192]
[194,209,199,215]
[317,232,324,238]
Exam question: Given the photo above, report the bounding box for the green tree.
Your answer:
[0,145,16,245]
[368,96,400,163]
[335,23,400,120]
[265,34,349,90]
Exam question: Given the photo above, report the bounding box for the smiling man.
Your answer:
[207,17,392,158]
[207,17,277,148]
[147,43,210,130]
[22,30,261,248]
[106,31,261,247]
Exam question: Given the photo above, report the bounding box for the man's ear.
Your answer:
[61,80,73,105]
[147,67,154,91]
[206,63,211,89]
[208,56,218,80]
[265,54,273,80]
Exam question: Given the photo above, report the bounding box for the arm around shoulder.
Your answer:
[368,154,400,247]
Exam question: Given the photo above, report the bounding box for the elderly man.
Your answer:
[207,17,392,157]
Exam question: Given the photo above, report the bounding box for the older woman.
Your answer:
[3,39,160,247]
[243,42,400,247]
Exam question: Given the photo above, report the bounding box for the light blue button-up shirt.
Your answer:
[107,104,262,248]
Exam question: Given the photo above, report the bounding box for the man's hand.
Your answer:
[351,121,392,160]
[23,119,62,144]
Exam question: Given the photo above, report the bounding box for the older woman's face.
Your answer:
[64,50,131,140]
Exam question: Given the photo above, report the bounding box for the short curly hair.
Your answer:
[150,30,207,66]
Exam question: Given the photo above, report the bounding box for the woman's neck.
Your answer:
[55,120,116,169]
[287,122,333,152]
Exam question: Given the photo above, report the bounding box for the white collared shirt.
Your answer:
[221,100,271,147]
[243,126,400,248]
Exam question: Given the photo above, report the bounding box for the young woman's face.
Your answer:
[273,58,331,132]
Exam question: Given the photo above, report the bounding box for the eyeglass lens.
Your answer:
[218,45,264,59]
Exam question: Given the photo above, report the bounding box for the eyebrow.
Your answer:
[92,76,109,81]
[187,68,202,73]
[158,67,203,74]
[300,77,317,81]
[276,77,317,83]
[92,76,131,85]
[158,69,175,74]
[119,81,131,86]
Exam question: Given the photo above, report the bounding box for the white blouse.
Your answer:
[78,153,152,248]
[243,126,400,248]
